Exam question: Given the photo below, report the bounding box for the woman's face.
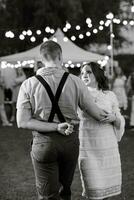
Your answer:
[81,65,97,87]
[115,67,122,75]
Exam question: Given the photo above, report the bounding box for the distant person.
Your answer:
[126,71,134,128]
[10,67,26,122]
[1,67,16,102]
[34,61,44,73]
[112,66,128,114]
[68,67,81,77]
[16,41,108,200]
[0,69,12,126]
[78,62,125,200]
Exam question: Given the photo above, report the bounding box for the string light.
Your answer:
[43,37,48,42]
[52,37,57,42]
[2,10,134,64]
[66,22,71,29]
[70,64,75,68]
[100,20,104,25]
[7,63,11,67]
[106,12,114,20]
[68,60,72,64]
[107,45,112,50]
[27,30,32,36]
[1,59,108,69]
[99,26,104,30]
[65,63,69,68]
[1,60,35,69]
[22,30,27,35]
[50,29,55,34]
[131,5,134,12]
[76,63,81,67]
[129,20,134,25]
[63,27,68,32]
[86,18,92,24]
[123,20,128,25]
[19,34,25,40]
[93,29,98,34]
[30,64,34,68]
[111,33,115,38]
[88,24,92,28]
[30,36,36,42]
[104,56,109,60]
[22,61,27,66]
[79,34,84,39]
[86,31,91,36]
[5,31,14,38]
[36,30,41,35]
[71,36,76,41]
[76,25,81,30]
[2,15,134,44]
[98,59,108,67]
[83,62,87,65]
[63,37,68,42]
[45,26,51,33]
[105,20,111,27]
[113,18,121,24]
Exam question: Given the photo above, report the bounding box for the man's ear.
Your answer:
[59,53,63,63]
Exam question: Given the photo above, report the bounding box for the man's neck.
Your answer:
[45,61,62,69]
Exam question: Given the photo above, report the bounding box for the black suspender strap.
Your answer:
[48,72,69,122]
[35,72,69,122]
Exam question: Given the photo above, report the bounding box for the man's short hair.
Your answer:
[40,40,62,61]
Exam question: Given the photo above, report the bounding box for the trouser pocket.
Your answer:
[31,142,57,163]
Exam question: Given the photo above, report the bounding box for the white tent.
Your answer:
[0,29,105,63]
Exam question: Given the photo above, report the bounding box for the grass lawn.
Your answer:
[0,123,134,200]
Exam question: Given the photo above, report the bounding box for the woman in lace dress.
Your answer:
[126,71,134,128]
[78,62,125,200]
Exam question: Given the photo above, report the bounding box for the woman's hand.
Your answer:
[57,122,74,136]
[100,112,116,123]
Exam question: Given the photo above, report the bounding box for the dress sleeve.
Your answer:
[110,91,125,142]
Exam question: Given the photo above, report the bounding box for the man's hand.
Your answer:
[57,123,74,136]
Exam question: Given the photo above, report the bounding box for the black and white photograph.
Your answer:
[0,0,134,199]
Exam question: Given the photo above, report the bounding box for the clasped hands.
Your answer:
[57,120,79,136]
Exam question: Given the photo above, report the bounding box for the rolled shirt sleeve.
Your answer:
[16,80,32,109]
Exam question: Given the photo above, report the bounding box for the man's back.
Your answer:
[17,67,85,123]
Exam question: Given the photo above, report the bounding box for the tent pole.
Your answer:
[110,21,114,78]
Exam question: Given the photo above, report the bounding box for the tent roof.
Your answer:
[0,43,41,62]
[0,29,105,63]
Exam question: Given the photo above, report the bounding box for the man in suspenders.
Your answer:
[16,41,107,200]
